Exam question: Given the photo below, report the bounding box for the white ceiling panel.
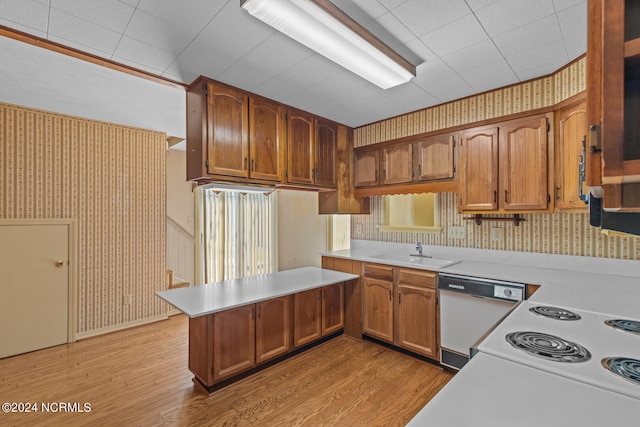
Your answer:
[48,8,122,54]
[0,0,50,33]
[419,13,488,57]
[49,0,135,33]
[391,0,471,37]
[492,15,564,57]
[474,0,556,37]
[0,0,588,128]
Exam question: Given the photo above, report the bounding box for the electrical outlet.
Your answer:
[123,294,132,305]
[356,223,363,235]
[448,226,466,239]
[491,227,504,242]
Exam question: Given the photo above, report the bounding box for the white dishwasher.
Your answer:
[438,273,524,370]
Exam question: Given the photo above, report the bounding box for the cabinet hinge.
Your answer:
[285,170,288,179]
[285,111,288,121]
[205,160,209,168]
[548,194,551,203]
[547,122,550,132]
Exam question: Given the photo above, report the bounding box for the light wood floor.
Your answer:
[0,315,454,426]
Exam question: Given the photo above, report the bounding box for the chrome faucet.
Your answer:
[416,242,423,256]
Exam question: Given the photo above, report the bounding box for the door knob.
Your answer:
[55,260,65,267]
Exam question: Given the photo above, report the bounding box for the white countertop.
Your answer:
[156,266,358,318]
[407,353,640,427]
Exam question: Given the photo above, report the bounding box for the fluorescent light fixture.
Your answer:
[241,0,416,89]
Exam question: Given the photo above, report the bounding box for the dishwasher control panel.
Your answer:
[494,285,523,301]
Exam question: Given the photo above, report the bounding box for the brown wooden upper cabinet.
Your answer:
[205,82,249,178]
[587,0,640,211]
[414,133,456,181]
[287,110,337,188]
[459,114,552,213]
[186,79,284,183]
[555,101,588,212]
[354,132,456,189]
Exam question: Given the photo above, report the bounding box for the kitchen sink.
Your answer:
[368,252,460,269]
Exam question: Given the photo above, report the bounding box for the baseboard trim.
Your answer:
[76,314,169,340]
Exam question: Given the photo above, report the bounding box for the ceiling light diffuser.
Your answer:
[241,0,416,89]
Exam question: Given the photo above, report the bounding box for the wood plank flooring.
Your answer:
[0,315,454,426]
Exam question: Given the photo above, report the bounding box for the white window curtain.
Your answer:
[196,186,277,284]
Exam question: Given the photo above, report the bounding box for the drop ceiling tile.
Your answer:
[0,17,47,38]
[0,0,49,33]
[244,33,313,75]
[493,14,563,57]
[119,0,140,7]
[391,0,471,37]
[113,35,177,72]
[441,39,503,72]
[48,34,114,58]
[465,0,500,10]
[253,75,307,101]
[334,0,387,20]
[136,0,226,29]
[167,40,239,83]
[378,0,409,10]
[123,9,196,53]
[111,54,165,76]
[199,1,274,59]
[457,59,518,93]
[413,58,456,87]
[374,12,416,43]
[281,54,344,86]
[474,0,556,37]
[557,2,587,36]
[48,9,122,54]
[420,13,488,57]
[50,0,135,33]
[415,72,475,103]
[505,39,568,78]
[384,82,439,110]
[564,31,587,60]
[404,38,437,63]
[553,0,585,12]
[217,57,280,92]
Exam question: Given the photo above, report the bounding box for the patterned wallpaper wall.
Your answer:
[0,102,168,336]
[351,58,640,261]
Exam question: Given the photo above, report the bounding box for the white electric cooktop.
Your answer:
[476,300,640,401]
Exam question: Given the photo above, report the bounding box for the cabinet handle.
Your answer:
[418,164,422,177]
[504,190,508,203]
[388,289,392,301]
[251,158,255,171]
[493,190,497,204]
[398,293,401,304]
[244,157,248,170]
[555,185,561,201]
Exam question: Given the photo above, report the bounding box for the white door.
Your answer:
[0,223,69,358]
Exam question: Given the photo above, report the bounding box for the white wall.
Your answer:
[277,190,327,270]
[0,36,185,138]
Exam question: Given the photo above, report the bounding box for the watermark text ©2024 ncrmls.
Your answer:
[2,401,92,413]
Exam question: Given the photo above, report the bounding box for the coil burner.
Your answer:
[604,319,640,335]
[602,357,640,386]
[529,306,582,321]
[505,331,591,363]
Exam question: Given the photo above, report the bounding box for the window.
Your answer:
[378,193,441,233]
[196,185,277,283]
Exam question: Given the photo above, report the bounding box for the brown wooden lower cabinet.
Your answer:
[256,295,291,364]
[293,288,322,347]
[362,276,394,343]
[322,256,363,340]
[212,305,256,382]
[322,283,344,336]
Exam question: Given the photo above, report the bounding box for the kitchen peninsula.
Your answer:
[157,267,358,392]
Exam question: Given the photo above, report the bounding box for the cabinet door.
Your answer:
[322,283,344,336]
[396,284,437,359]
[315,119,337,187]
[555,102,588,211]
[249,98,284,181]
[293,288,322,348]
[206,82,249,178]
[354,150,380,187]
[362,277,393,343]
[381,143,413,185]
[499,115,549,211]
[414,133,455,181]
[287,110,315,185]
[459,126,499,211]
[212,305,255,382]
[256,296,291,364]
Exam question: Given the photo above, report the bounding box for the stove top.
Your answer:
[529,305,582,321]
[476,300,640,400]
[505,331,591,363]
[605,319,640,335]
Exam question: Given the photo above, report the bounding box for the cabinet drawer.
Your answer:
[363,263,394,281]
[397,268,436,289]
